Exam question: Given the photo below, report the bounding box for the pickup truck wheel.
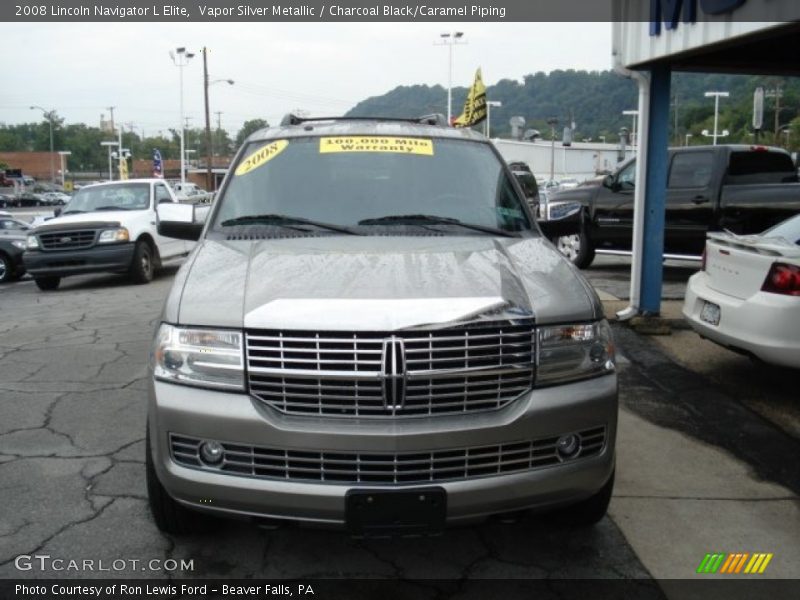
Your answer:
[0,253,11,283]
[35,276,60,291]
[554,228,595,269]
[146,424,215,534]
[130,241,154,284]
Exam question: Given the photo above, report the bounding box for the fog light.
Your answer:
[200,441,224,465]
[556,434,580,459]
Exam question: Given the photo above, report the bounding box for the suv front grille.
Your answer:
[170,427,606,485]
[38,229,98,250]
[246,321,535,417]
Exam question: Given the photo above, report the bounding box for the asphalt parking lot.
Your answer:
[0,257,798,595]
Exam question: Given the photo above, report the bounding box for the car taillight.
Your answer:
[700,248,706,271]
[761,263,800,296]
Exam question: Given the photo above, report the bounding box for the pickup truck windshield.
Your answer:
[63,183,150,214]
[215,137,531,234]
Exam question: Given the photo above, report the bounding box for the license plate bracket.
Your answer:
[700,300,721,326]
[345,487,447,536]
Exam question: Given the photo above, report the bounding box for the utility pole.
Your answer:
[215,111,223,131]
[765,86,783,143]
[203,47,212,191]
[106,106,116,134]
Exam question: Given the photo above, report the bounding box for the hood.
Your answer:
[175,235,600,330]
[32,211,130,230]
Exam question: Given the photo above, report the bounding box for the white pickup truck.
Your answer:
[171,182,213,204]
[23,179,196,291]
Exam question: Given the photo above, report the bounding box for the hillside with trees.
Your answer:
[347,70,800,148]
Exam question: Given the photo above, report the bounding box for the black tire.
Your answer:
[35,276,60,291]
[0,253,11,284]
[556,470,614,527]
[129,240,154,284]
[553,224,595,269]
[146,424,214,534]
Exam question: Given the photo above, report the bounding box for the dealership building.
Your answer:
[611,1,799,318]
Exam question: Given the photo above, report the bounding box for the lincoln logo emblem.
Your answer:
[381,336,406,412]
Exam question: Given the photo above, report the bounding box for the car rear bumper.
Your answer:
[23,243,135,278]
[683,271,800,368]
[148,374,618,526]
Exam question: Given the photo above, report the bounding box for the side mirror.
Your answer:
[158,197,173,204]
[602,174,615,189]
[53,207,62,217]
[156,202,206,241]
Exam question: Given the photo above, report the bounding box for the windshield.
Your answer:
[214,136,531,234]
[64,183,150,213]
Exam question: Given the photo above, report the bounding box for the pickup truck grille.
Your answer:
[245,321,535,417]
[170,427,605,485]
[37,229,97,250]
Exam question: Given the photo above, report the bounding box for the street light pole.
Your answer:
[30,106,55,184]
[435,32,465,124]
[704,91,729,145]
[170,47,195,185]
[485,100,502,137]
[623,110,638,152]
[202,48,234,192]
[547,117,559,182]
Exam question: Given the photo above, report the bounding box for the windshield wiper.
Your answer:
[62,210,84,215]
[220,214,359,235]
[358,214,518,237]
[95,206,130,211]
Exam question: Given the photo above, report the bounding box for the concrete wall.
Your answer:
[492,139,634,182]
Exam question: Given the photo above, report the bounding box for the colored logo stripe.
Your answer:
[697,552,773,574]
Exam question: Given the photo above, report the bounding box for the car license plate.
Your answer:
[345,487,446,536]
[700,300,721,326]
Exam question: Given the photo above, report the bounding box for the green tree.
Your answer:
[236,119,269,146]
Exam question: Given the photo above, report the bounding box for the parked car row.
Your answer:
[0,191,71,207]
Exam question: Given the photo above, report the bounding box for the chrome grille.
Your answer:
[170,427,606,485]
[246,321,535,417]
[38,229,98,250]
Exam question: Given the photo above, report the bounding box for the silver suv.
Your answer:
[147,115,617,535]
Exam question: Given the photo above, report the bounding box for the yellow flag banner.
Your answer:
[453,68,487,128]
[119,156,129,180]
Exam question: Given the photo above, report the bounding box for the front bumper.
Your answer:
[23,242,136,278]
[148,374,617,526]
[683,271,800,368]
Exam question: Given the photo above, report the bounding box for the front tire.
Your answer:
[146,424,214,534]
[554,226,595,269]
[35,276,60,291]
[129,240,154,284]
[0,253,11,283]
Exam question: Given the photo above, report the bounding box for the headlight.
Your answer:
[12,240,27,250]
[151,323,244,390]
[98,227,130,243]
[546,201,582,221]
[26,235,39,249]
[537,320,615,386]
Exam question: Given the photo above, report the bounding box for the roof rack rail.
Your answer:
[279,113,449,127]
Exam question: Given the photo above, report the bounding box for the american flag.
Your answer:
[152,149,163,178]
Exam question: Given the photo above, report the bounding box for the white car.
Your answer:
[683,214,800,368]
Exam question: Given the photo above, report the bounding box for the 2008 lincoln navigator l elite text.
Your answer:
[146,115,618,535]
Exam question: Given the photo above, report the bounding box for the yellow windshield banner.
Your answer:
[319,137,434,155]
[234,140,289,176]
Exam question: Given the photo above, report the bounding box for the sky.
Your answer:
[0,22,612,137]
